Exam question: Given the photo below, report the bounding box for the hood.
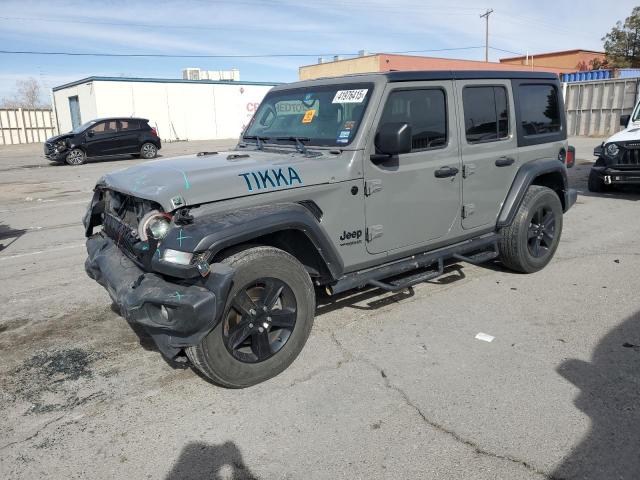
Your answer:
[606,124,640,144]
[46,132,74,143]
[98,149,356,211]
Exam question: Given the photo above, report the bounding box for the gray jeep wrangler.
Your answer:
[84,71,577,387]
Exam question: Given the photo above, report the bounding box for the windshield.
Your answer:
[632,101,640,123]
[72,120,98,134]
[243,83,373,147]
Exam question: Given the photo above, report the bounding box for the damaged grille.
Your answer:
[103,213,139,257]
[44,143,53,155]
[101,189,163,258]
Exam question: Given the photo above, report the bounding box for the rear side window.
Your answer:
[118,119,140,131]
[462,86,509,143]
[379,88,447,151]
[518,84,561,136]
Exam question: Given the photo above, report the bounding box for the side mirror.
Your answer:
[375,122,412,156]
[620,115,630,127]
[87,130,94,138]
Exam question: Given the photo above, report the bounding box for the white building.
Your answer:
[182,68,240,81]
[51,76,278,141]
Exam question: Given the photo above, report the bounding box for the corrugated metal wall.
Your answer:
[564,78,639,136]
[0,108,57,145]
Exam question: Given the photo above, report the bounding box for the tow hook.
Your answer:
[604,175,612,185]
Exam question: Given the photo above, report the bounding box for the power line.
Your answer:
[0,47,487,59]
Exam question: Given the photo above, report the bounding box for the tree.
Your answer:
[602,6,640,68]
[0,77,48,109]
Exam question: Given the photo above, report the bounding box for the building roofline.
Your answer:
[52,76,281,91]
[499,49,605,61]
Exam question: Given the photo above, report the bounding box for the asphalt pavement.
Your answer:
[0,137,639,480]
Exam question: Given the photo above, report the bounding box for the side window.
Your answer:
[378,89,447,152]
[462,86,509,143]
[518,84,561,136]
[118,119,139,131]
[91,120,116,134]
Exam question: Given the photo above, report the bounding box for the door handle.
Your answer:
[495,156,515,167]
[434,166,459,178]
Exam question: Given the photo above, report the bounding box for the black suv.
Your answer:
[44,117,161,165]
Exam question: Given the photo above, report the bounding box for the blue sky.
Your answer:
[0,0,636,103]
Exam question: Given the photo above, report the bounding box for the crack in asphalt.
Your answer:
[327,332,561,480]
[0,415,64,451]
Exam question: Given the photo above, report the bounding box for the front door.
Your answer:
[455,80,519,229]
[85,120,119,156]
[364,81,461,254]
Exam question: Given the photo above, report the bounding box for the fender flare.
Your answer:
[496,158,569,228]
[166,202,344,279]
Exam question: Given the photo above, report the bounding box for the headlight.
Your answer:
[162,249,193,265]
[605,143,620,157]
[138,211,172,240]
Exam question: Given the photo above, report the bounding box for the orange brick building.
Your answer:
[299,53,562,80]
[499,49,605,72]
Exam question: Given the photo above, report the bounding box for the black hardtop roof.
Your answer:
[383,70,558,82]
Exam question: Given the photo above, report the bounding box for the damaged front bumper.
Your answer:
[85,233,233,358]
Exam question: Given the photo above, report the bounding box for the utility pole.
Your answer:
[480,8,494,62]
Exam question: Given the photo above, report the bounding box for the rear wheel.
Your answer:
[498,185,563,273]
[140,142,157,159]
[186,246,315,388]
[65,148,86,166]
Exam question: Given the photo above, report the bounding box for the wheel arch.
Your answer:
[189,203,344,283]
[497,158,569,228]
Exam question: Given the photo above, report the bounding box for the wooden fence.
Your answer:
[0,108,57,145]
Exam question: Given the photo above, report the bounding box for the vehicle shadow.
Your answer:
[552,310,640,479]
[0,223,26,252]
[315,264,466,316]
[165,441,258,480]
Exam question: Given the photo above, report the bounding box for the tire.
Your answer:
[498,185,563,273]
[186,246,315,388]
[140,142,157,159]
[65,148,86,166]
[588,169,608,193]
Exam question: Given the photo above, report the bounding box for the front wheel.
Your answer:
[186,246,315,388]
[140,142,158,159]
[65,148,86,166]
[498,185,563,273]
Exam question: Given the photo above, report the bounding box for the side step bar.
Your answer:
[328,234,499,295]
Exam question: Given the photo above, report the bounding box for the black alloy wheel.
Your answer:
[223,278,297,363]
[527,206,556,258]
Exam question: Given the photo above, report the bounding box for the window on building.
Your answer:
[518,84,561,136]
[378,89,447,152]
[462,86,509,143]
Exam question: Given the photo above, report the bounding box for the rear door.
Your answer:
[455,79,518,229]
[364,81,461,254]
[116,119,141,153]
[85,120,119,156]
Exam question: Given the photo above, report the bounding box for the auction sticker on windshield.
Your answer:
[333,89,368,103]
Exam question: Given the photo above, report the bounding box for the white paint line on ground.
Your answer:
[475,332,495,342]
[0,199,88,214]
[0,243,84,261]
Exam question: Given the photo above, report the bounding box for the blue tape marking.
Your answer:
[176,229,191,247]
[170,291,184,301]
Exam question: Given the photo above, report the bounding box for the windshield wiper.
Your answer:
[243,135,270,150]
[276,136,310,154]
